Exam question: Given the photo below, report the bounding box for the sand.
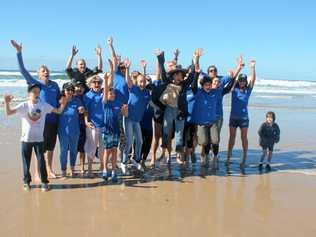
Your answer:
[1,107,316,237]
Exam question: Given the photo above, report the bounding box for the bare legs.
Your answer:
[45,150,56,178]
[226,126,248,167]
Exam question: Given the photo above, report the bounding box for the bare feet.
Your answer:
[48,170,56,179]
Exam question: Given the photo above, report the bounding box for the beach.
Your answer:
[1,102,316,236]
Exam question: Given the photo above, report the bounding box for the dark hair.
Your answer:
[236,74,248,88]
[266,111,276,121]
[207,65,218,74]
[27,84,41,93]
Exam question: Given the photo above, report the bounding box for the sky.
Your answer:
[0,0,315,81]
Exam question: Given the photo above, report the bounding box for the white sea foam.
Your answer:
[1,72,316,96]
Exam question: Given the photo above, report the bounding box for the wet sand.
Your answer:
[1,108,316,237]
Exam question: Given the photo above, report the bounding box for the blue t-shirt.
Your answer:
[186,88,195,123]
[127,85,151,122]
[113,71,129,106]
[83,89,104,128]
[58,97,83,135]
[17,52,61,124]
[192,89,218,125]
[140,103,154,131]
[230,87,253,119]
[103,99,121,135]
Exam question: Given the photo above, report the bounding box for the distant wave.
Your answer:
[0,70,65,76]
[1,73,316,95]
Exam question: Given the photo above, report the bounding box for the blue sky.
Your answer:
[0,0,315,80]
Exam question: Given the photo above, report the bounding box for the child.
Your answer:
[102,60,128,182]
[4,84,66,191]
[258,111,280,170]
[58,82,85,178]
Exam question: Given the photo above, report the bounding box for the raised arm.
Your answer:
[95,45,103,71]
[10,40,39,85]
[4,95,17,116]
[222,71,236,95]
[155,56,161,80]
[66,46,78,70]
[103,59,114,103]
[140,60,147,75]
[248,60,256,88]
[191,48,202,93]
[231,55,245,79]
[124,59,133,89]
[155,49,169,83]
[173,48,180,65]
[183,48,202,87]
[107,37,118,71]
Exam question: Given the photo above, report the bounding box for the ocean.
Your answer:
[1,70,316,110]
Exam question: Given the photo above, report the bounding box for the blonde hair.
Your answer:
[86,75,103,88]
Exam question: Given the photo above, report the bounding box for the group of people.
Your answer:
[4,38,280,191]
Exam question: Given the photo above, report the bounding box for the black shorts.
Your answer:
[77,124,86,153]
[43,122,58,152]
[184,122,196,149]
[261,143,274,151]
[229,118,249,128]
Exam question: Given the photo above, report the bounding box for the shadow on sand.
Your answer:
[34,149,316,190]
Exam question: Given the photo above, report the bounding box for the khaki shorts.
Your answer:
[84,127,104,159]
[197,123,219,146]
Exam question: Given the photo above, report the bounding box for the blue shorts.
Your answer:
[229,118,249,128]
[102,132,120,149]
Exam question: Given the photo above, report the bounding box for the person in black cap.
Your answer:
[226,60,257,169]
[58,82,85,177]
[152,48,199,165]
[73,80,87,174]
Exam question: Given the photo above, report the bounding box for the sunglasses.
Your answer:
[208,69,217,73]
[92,81,101,84]
[65,88,74,92]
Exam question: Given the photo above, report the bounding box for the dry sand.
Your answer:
[1,108,316,237]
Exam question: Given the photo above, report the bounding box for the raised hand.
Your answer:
[10,40,22,52]
[237,55,245,68]
[194,48,203,58]
[124,58,131,69]
[107,37,113,46]
[71,46,78,56]
[249,59,256,68]
[140,59,147,69]
[154,49,164,57]
[4,94,13,103]
[174,48,180,58]
[95,45,102,56]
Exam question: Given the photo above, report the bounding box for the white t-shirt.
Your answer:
[15,101,54,142]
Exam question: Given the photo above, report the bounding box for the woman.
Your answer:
[226,60,256,168]
[83,75,105,177]
[58,82,85,177]
[121,59,151,174]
